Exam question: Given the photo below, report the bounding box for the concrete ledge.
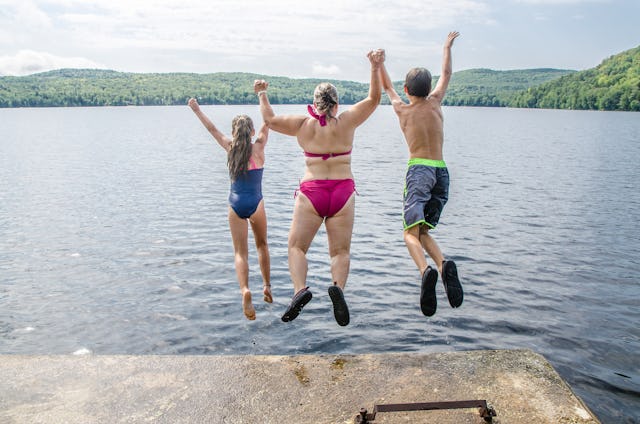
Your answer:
[0,349,598,423]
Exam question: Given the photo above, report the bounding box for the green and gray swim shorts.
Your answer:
[403,158,450,230]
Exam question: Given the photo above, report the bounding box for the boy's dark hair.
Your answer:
[404,67,432,97]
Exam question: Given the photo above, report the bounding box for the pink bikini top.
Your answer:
[303,149,352,161]
[304,105,351,160]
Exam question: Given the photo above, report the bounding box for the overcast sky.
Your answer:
[0,0,638,81]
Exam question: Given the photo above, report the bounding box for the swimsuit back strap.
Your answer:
[248,156,258,170]
[304,149,352,161]
[307,104,327,126]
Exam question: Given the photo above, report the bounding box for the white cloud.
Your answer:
[2,0,631,78]
[0,0,52,28]
[515,0,606,3]
[0,0,494,79]
[0,50,104,76]
[312,63,341,77]
[3,0,490,53]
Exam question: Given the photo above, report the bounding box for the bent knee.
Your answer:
[234,250,249,261]
[403,230,415,242]
[288,244,309,255]
[330,249,350,259]
[404,229,424,245]
[254,237,269,249]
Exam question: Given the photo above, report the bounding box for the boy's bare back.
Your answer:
[380,31,459,161]
[393,97,445,160]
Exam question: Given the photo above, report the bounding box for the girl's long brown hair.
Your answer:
[227,115,254,180]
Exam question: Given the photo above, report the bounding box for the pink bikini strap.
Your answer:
[303,149,352,161]
[307,104,327,127]
[248,157,257,170]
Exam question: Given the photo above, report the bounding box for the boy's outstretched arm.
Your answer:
[378,52,405,112]
[430,31,459,102]
[188,98,231,151]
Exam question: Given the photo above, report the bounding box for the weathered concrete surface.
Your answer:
[0,349,598,423]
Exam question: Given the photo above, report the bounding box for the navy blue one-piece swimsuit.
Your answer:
[229,168,263,219]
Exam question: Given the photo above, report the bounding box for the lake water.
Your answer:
[1,105,639,422]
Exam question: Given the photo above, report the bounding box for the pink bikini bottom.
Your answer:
[298,179,356,218]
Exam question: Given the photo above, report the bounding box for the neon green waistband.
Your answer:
[407,158,447,168]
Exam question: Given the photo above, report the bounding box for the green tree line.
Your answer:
[0,68,571,108]
[510,46,640,111]
[1,45,638,111]
[0,70,372,108]
[442,68,575,107]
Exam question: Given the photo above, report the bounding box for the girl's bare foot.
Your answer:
[263,284,273,303]
[242,289,256,320]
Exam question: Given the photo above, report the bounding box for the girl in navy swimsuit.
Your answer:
[188,98,272,321]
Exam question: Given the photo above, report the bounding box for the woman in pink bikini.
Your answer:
[254,49,384,326]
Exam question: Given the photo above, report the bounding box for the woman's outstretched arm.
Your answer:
[254,80,306,137]
[339,49,384,128]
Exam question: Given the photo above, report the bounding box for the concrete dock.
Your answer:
[0,349,598,423]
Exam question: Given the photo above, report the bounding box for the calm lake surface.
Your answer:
[1,105,639,422]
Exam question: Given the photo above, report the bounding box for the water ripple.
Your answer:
[1,106,639,422]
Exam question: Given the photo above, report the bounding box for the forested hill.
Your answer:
[510,45,640,111]
[443,68,575,107]
[0,68,572,108]
[0,70,372,107]
[1,45,638,111]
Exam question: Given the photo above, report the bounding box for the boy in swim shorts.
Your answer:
[379,32,464,317]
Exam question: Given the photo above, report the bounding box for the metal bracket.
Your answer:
[355,399,497,423]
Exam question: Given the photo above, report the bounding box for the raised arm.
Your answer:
[379,51,405,113]
[339,49,384,127]
[429,31,459,102]
[188,98,231,151]
[253,123,269,150]
[254,80,306,137]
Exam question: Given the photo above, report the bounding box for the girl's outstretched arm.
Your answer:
[253,123,269,149]
[250,122,269,162]
[188,98,232,151]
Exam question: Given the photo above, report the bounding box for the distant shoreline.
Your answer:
[2,45,639,112]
